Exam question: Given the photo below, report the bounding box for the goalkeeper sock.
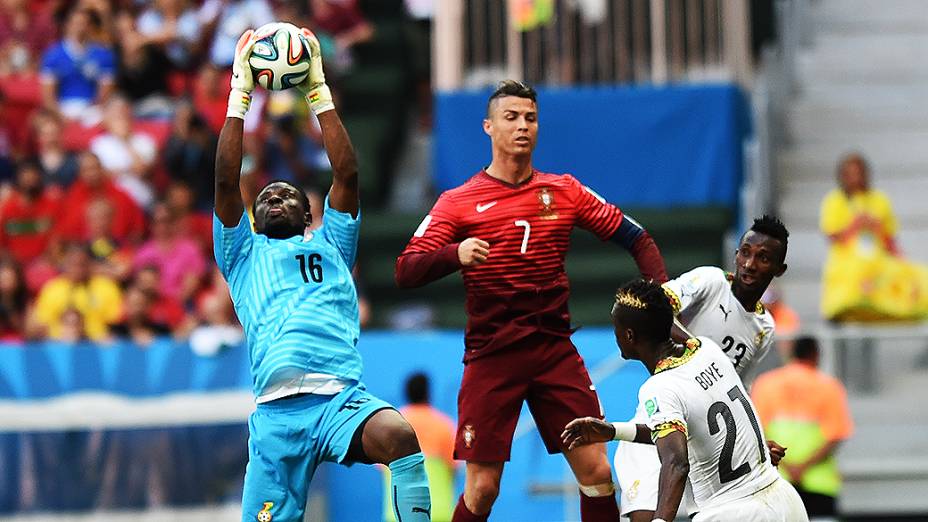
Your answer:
[388,452,431,521]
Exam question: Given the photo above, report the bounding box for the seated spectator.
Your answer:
[40,6,116,124]
[0,161,61,266]
[133,264,189,333]
[0,90,14,185]
[32,109,80,188]
[163,103,217,210]
[192,65,228,135]
[820,153,928,321]
[58,307,88,344]
[113,10,172,117]
[189,285,242,356]
[85,197,135,282]
[0,255,28,341]
[262,114,326,189]
[164,181,213,255]
[58,151,146,245]
[135,0,202,72]
[309,0,374,74]
[110,284,172,346]
[200,0,274,68]
[0,0,57,72]
[33,242,123,341]
[133,202,206,305]
[89,95,158,208]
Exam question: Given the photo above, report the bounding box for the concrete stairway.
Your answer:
[773,0,928,515]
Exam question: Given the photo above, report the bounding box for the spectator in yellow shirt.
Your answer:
[33,242,123,341]
[820,153,928,321]
[752,337,853,518]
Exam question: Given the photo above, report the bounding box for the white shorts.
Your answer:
[614,441,659,516]
[693,478,809,522]
[614,441,697,518]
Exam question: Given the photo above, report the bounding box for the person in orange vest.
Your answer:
[386,372,457,521]
[751,337,854,518]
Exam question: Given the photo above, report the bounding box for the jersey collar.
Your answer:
[654,338,700,374]
[479,168,536,189]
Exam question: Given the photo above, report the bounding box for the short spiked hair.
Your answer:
[749,215,789,262]
[487,80,537,116]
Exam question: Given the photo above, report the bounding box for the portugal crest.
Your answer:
[463,425,476,448]
[537,188,558,220]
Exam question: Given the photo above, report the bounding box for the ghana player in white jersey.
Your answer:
[615,215,790,521]
[562,280,808,522]
[216,29,430,522]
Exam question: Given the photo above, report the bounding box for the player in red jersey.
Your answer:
[395,80,669,522]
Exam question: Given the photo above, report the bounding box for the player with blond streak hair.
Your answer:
[563,279,808,522]
[615,215,791,520]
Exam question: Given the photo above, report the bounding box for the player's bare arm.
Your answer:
[561,417,651,450]
[317,111,359,216]
[215,30,259,226]
[294,28,359,217]
[653,430,689,521]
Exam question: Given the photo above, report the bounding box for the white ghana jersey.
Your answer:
[639,337,779,511]
[662,266,775,388]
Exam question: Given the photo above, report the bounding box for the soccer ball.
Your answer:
[248,22,311,91]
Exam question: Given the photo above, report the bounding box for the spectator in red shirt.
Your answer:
[57,151,146,245]
[133,264,190,334]
[110,284,172,346]
[0,254,28,341]
[309,0,373,73]
[0,161,60,265]
[164,180,213,256]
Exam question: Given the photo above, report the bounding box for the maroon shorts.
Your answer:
[454,334,604,462]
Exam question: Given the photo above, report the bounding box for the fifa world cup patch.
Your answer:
[463,425,476,448]
[626,479,640,500]
[257,501,274,522]
[645,398,660,417]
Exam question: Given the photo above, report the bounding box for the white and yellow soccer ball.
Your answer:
[248,22,311,91]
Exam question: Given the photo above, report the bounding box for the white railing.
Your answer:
[434,0,754,90]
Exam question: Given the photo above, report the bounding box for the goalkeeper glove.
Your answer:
[227,29,259,119]
[296,28,335,115]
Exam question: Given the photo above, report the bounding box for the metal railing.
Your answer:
[434,0,754,90]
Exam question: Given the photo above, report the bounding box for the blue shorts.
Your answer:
[241,383,392,522]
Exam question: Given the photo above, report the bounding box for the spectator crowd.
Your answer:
[0,0,382,344]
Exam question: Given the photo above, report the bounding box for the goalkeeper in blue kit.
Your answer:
[215,29,431,522]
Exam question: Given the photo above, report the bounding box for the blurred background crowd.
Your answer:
[0,0,430,347]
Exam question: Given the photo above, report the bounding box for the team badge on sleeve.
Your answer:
[645,398,660,417]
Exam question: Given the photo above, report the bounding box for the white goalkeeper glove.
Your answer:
[227,29,259,119]
[296,28,335,115]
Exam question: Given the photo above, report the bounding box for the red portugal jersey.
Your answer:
[398,170,624,360]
